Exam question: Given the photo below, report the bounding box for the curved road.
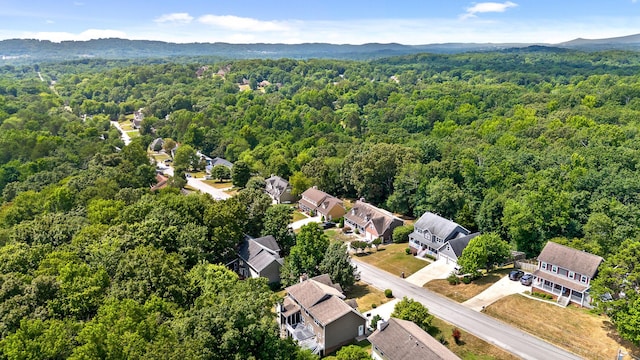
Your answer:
[353,259,583,360]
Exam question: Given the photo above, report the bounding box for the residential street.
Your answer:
[186,177,231,200]
[353,258,583,360]
[110,121,131,145]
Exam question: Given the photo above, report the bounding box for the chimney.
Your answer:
[377,320,388,331]
[299,273,308,283]
[312,185,318,189]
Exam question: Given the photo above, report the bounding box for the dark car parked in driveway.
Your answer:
[520,273,533,286]
[509,270,524,281]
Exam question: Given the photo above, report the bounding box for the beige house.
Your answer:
[298,187,345,221]
[277,274,366,356]
[344,199,403,243]
[532,241,603,307]
[369,318,460,360]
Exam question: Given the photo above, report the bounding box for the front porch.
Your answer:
[534,278,592,308]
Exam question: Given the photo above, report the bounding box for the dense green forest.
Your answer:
[1,48,640,355]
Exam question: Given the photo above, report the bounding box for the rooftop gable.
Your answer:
[537,241,603,278]
[369,318,460,360]
[414,212,469,239]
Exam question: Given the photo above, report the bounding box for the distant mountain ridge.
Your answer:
[1,33,639,63]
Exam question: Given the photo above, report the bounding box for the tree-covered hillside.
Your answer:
[1,48,640,352]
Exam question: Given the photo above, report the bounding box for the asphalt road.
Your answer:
[353,259,583,360]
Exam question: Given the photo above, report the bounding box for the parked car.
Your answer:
[320,222,336,230]
[520,273,533,286]
[509,270,524,281]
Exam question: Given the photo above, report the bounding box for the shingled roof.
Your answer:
[345,200,403,234]
[441,232,480,257]
[285,275,362,327]
[537,241,603,278]
[414,212,469,240]
[369,318,460,360]
[238,235,282,272]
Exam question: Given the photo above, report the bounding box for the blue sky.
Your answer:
[1,1,639,44]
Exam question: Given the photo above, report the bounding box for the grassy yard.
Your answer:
[485,294,640,360]
[126,130,140,138]
[150,152,171,162]
[324,228,353,242]
[430,317,519,360]
[202,180,233,189]
[292,210,307,222]
[424,268,513,302]
[118,121,133,131]
[354,243,428,277]
[345,281,392,312]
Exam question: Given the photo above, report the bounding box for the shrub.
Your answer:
[384,289,393,298]
[452,328,462,344]
[405,247,411,255]
[531,292,553,300]
[338,217,344,228]
[461,276,472,284]
[371,303,377,309]
[423,253,437,261]
[354,228,360,235]
[438,335,448,345]
[447,273,461,285]
[392,225,414,243]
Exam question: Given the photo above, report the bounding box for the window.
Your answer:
[581,275,588,283]
[568,271,574,279]
[552,265,558,273]
[541,262,547,270]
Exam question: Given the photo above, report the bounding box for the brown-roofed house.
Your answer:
[532,241,604,307]
[369,318,460,360]
[344,199,403,243]
[298,186,345,221]
[278,274,366,356]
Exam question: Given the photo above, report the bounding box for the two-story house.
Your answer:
[532,241,604,307]
[298,186,345,221]
[277,274,366,356]
[369,318,460,360]
[232,235,283,285]
[344,199,403,243]
[265,175,297,204]
[408,212,470,257]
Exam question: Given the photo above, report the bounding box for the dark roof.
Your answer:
[265,175,290,198]
[537,242,603,278]
[211,157,233,168]
[238,236,282,272]
[368,318,460,360]
[413,212,469,240]
[345,200,403,234]
[442,232,480,257]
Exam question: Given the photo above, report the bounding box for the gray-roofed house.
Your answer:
[234,235,283,284]
[344,199,403,243]
[277,274,366,356]
[409,211,470,258]
[437,232,480,266]
[265,175,297,204]
[369,318,460,360]
[532,241,604,307]
[298,186,345,221]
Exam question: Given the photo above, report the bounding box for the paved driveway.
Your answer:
[353,259,582,360]
[289,215,321,230]
[462,275,529,311]
[405,258,456,286]
[186,177,231,200]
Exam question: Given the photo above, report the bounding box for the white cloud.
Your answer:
[45,20,54,24]
[197,14,289,32]
[461,1,517,20]
[25,29,127,42]
[154,13,193,24]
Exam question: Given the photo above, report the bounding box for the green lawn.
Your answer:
[203,180,233,189]
[292,210,307,222]
[354,243,427,277]
[126,130,140,138]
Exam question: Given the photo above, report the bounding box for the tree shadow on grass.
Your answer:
[345,282,370,298]
[603,320,640,357]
